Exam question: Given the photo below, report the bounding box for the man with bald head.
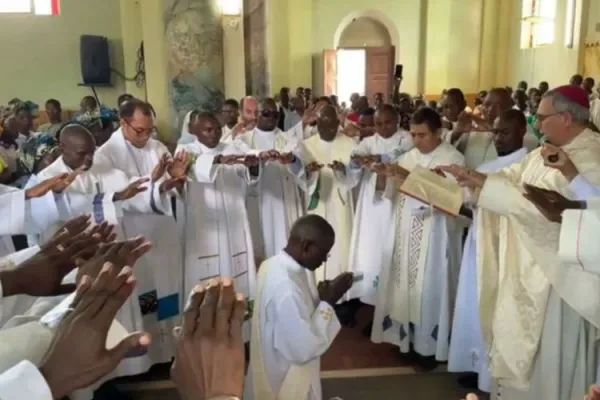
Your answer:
[293,105,357,288]
[234,97,308,261]
[247,214,354,400]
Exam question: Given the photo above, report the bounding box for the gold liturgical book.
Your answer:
[398,165,463,216]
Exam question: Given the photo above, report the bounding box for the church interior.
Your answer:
[0,0,599,399]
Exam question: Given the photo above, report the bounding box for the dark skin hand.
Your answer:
[0,226,102,297]
[151,153,172,182]
[169,150,192,179]
[278,152,296,164]
[40,264,151,399]
[522,184,582,223]
[318,272,354,306]
[306,162,324,174]
[75,237,152,284]
[171,278,246,400]
[328,160,346,172]
[258,150,281,162]
[113,178,150,201]
[25,170,83,199]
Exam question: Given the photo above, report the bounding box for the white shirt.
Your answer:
[0,360,52,399]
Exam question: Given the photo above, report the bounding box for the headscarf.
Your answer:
[0,99,39,148]
[178,110,196,144]
[17,132,59,175]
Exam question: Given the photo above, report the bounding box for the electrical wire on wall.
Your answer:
[110,41,146,88]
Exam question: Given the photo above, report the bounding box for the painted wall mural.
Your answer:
[243,0,269,97]
[164,0,225,137]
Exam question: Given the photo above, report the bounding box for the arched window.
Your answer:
[520,0,557,48]
[0,0,60,15]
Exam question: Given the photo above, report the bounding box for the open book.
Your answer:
[398,165,464,216]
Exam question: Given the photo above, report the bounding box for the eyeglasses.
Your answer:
[261,110,280,118]
[124,118,158,137]
[535,112,562,123]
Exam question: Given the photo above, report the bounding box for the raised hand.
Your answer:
[454,111,473,133]
[302,105,318,126]
[25,171,80,199]
[258,150,281,162]
[342,123,360,138]
[540,143,578,181]
[88,221,117,244]
[160,177,186,193]
[439,164,487,189]
[585,384,600,400]
[306,161,324,174]
[328,160,346,172]
[151,153,171,183]
[522,184,580,223]
[169,150,192,179]
[76,237,152,283]
[318,272,354,306]
[1,228,102,297]
[51,214,92,239]
[39,264,151,399]
[114,178,150,201]
[171,278,246,400]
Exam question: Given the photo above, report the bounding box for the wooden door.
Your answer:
[366,46,395,103]
[323,49,337,96]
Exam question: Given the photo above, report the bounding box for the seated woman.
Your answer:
[0,114,21,185]
[75,107,117,146]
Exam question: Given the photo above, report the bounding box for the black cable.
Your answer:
[109,41,145,88]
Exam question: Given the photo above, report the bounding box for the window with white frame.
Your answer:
[0,0,60,15]
[520,0,557,48]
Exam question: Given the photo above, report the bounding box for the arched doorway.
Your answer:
[325,11,397,107]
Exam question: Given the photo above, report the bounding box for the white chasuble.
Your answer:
[175,141,256,341]
[294,133,357,285]
[372,141,465,360]
[448,148,528,393]
[246,252,340,400]
[455,130,498,169]
[475,128,600,399]
[346,131,414,304]
[234,128,305,260]
[95,128,182,369]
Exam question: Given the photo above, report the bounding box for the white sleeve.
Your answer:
[559,208,600,275]
[569,175,600,200]
[0,360,53,400]
[0,188,26,236]
[273,292,341,365]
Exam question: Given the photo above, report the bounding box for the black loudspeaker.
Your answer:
[80,35,111,85]
[394,64,404,79]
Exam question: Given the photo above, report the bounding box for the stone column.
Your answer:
[243,0,269,97]
[164,0,225,139]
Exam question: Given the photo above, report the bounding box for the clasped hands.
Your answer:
[317,272,354,306]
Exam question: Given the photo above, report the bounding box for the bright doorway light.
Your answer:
[336,49,366,106]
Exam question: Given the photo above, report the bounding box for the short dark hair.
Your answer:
[410,107,442,133]
[360,107,376,117]
[314,96,332,106]
[223,98,239,109]
[118,93,134,105]
[119,99,155,119]
[45,99,61,109]
[189,110,218,125]
[499,109,526,129]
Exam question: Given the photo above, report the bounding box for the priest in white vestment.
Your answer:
[174,111,257,340]
[442,86,600,400]
[445,88,513,169]
[372,107,465,370]
[346,105,413,305]
[293,105,357,285]
[448,110,530,392]
[94,100,183,369]
[233,98,306,260]
[246,215,354,400]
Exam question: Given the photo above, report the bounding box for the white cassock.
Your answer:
[175,140,257,341]
[95,128,182,366]
[220,124,234,143]
[0,360,52,400]
[293,132,357,285]
[448,147,528,392]
[346,131,414,304]
[372,141,466,360]
[591,98,600,131]
[233,128,305,260]
[452,129,497,169]
[178,110,195,145]
[473,128,600,400]
[246,251,340,400]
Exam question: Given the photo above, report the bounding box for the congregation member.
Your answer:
[372,107,465,371]
[347,104,413,307]
[220,98,241,142]
[448,109,530,392]
[234,98,306,260]
[441,85,600,400]
[247,215,354,400]
[92,99,187,370]
[37,99,63,136]
[175,110,259,340]
[294,105,356,287]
